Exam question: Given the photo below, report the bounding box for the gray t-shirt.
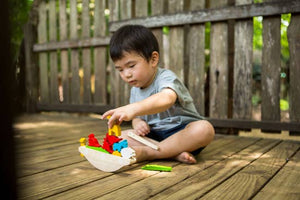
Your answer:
[130,67,203,131]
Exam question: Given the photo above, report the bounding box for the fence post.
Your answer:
[151,0,167,68]
[209,0,229,119]
[109,0,120,107]
[233,0,253,120]
[82,0,92,104]
[118,0,133,106]
[59,0,69,104]
[288,14,300,125]
[261,0,281,123]
[24,23,38,112]
[49,0,59,103]
[70,0,80,104]
[187,0,206,116]
[37,1,49,104]
[168,0,185,82]
[94,0,108,105]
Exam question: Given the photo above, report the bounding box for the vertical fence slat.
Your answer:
[59,0,69,103]
[261,0,281,122]
[109,0,119,107]
[233,0,253,120]
[119,0,133,106]
[70,0,80,104]
[168,0,185,82]
[94,0,107,104]
[24,23,38,112]
[151,0,166,68]
[120,0,132,20]
[49,0,59,103]
[135,0,148,17]
[209,0,229,119]
[187,0,206,115]
[38,2,49,104]
[82,0,92,104]
[288,14,300,123]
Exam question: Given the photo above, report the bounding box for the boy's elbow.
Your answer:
[161,88,177,106]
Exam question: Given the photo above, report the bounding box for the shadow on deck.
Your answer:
[14,112,300,200]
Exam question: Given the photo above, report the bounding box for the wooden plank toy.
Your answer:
[128,132,159,150]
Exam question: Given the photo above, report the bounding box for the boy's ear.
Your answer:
[151,51,159,66]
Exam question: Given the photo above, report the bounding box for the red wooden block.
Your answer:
[88,133,101,147]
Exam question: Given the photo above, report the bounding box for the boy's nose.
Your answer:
[125,71,132,78]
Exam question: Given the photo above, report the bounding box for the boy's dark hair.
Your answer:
[109,25,159,62]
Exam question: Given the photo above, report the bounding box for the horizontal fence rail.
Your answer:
[33,37,111,52]
[110,1,300,31]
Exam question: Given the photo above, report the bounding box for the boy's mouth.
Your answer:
[129,80,137,85]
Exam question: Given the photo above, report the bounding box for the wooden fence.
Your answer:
[24,0,300,133]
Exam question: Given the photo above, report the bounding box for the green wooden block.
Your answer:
[141,164,172,172]
[86,146,109,154]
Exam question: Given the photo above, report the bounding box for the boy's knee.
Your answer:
[190,120,215,142]
[204,120,215,136]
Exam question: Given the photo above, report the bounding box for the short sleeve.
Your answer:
[156,70,193,108]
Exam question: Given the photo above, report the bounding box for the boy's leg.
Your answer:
[121,129,197,163]
[124,120,215,163]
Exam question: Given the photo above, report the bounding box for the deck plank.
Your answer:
[17,133,228,199]
[253,148,300,200]
[200,141,300,200]
[18,162,110,199]
[42,136,237,199]
[14,113,300,200]
[150,138,280,200]
[44,161,174,200]
[91,138,260,199]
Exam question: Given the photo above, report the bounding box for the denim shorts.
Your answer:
[147,123,205,156]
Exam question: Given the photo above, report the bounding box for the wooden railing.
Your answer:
[24,0,300,134]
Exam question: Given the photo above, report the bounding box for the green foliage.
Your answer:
[10,0,33,62]
[252,95,261,106]
[205,22,211,71]
[280,99,289,111]
[162,26,169,35]
[281,14,291,65]
[253,17,263,51]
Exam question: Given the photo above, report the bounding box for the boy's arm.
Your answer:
[102,88,177,128]
[134,88,177,116]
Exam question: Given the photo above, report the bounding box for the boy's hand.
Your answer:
[133,119,150,136]
[101,105,136,128]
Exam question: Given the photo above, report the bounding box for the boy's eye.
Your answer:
[115,67,123,72]
[129,65,135,68]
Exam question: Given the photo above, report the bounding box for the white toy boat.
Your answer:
[79,146,134,172]
[79,132,159,172]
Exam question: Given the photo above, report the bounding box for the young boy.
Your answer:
[101,25,214,164]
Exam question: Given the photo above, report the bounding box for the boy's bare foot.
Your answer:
[131,146,197,164]
[175,152,197,164]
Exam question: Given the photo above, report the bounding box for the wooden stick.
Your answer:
[128,132,159,150]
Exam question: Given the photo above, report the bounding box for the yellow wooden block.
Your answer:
[79,137,87,157]
[79,137,86,146]
[106,116,121,136]
[112,151,121,157]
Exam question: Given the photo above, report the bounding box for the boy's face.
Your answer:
[114,51,159,89]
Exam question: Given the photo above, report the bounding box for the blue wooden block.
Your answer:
[113,140,128,152]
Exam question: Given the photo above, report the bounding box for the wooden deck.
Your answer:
[14,113,300,200]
